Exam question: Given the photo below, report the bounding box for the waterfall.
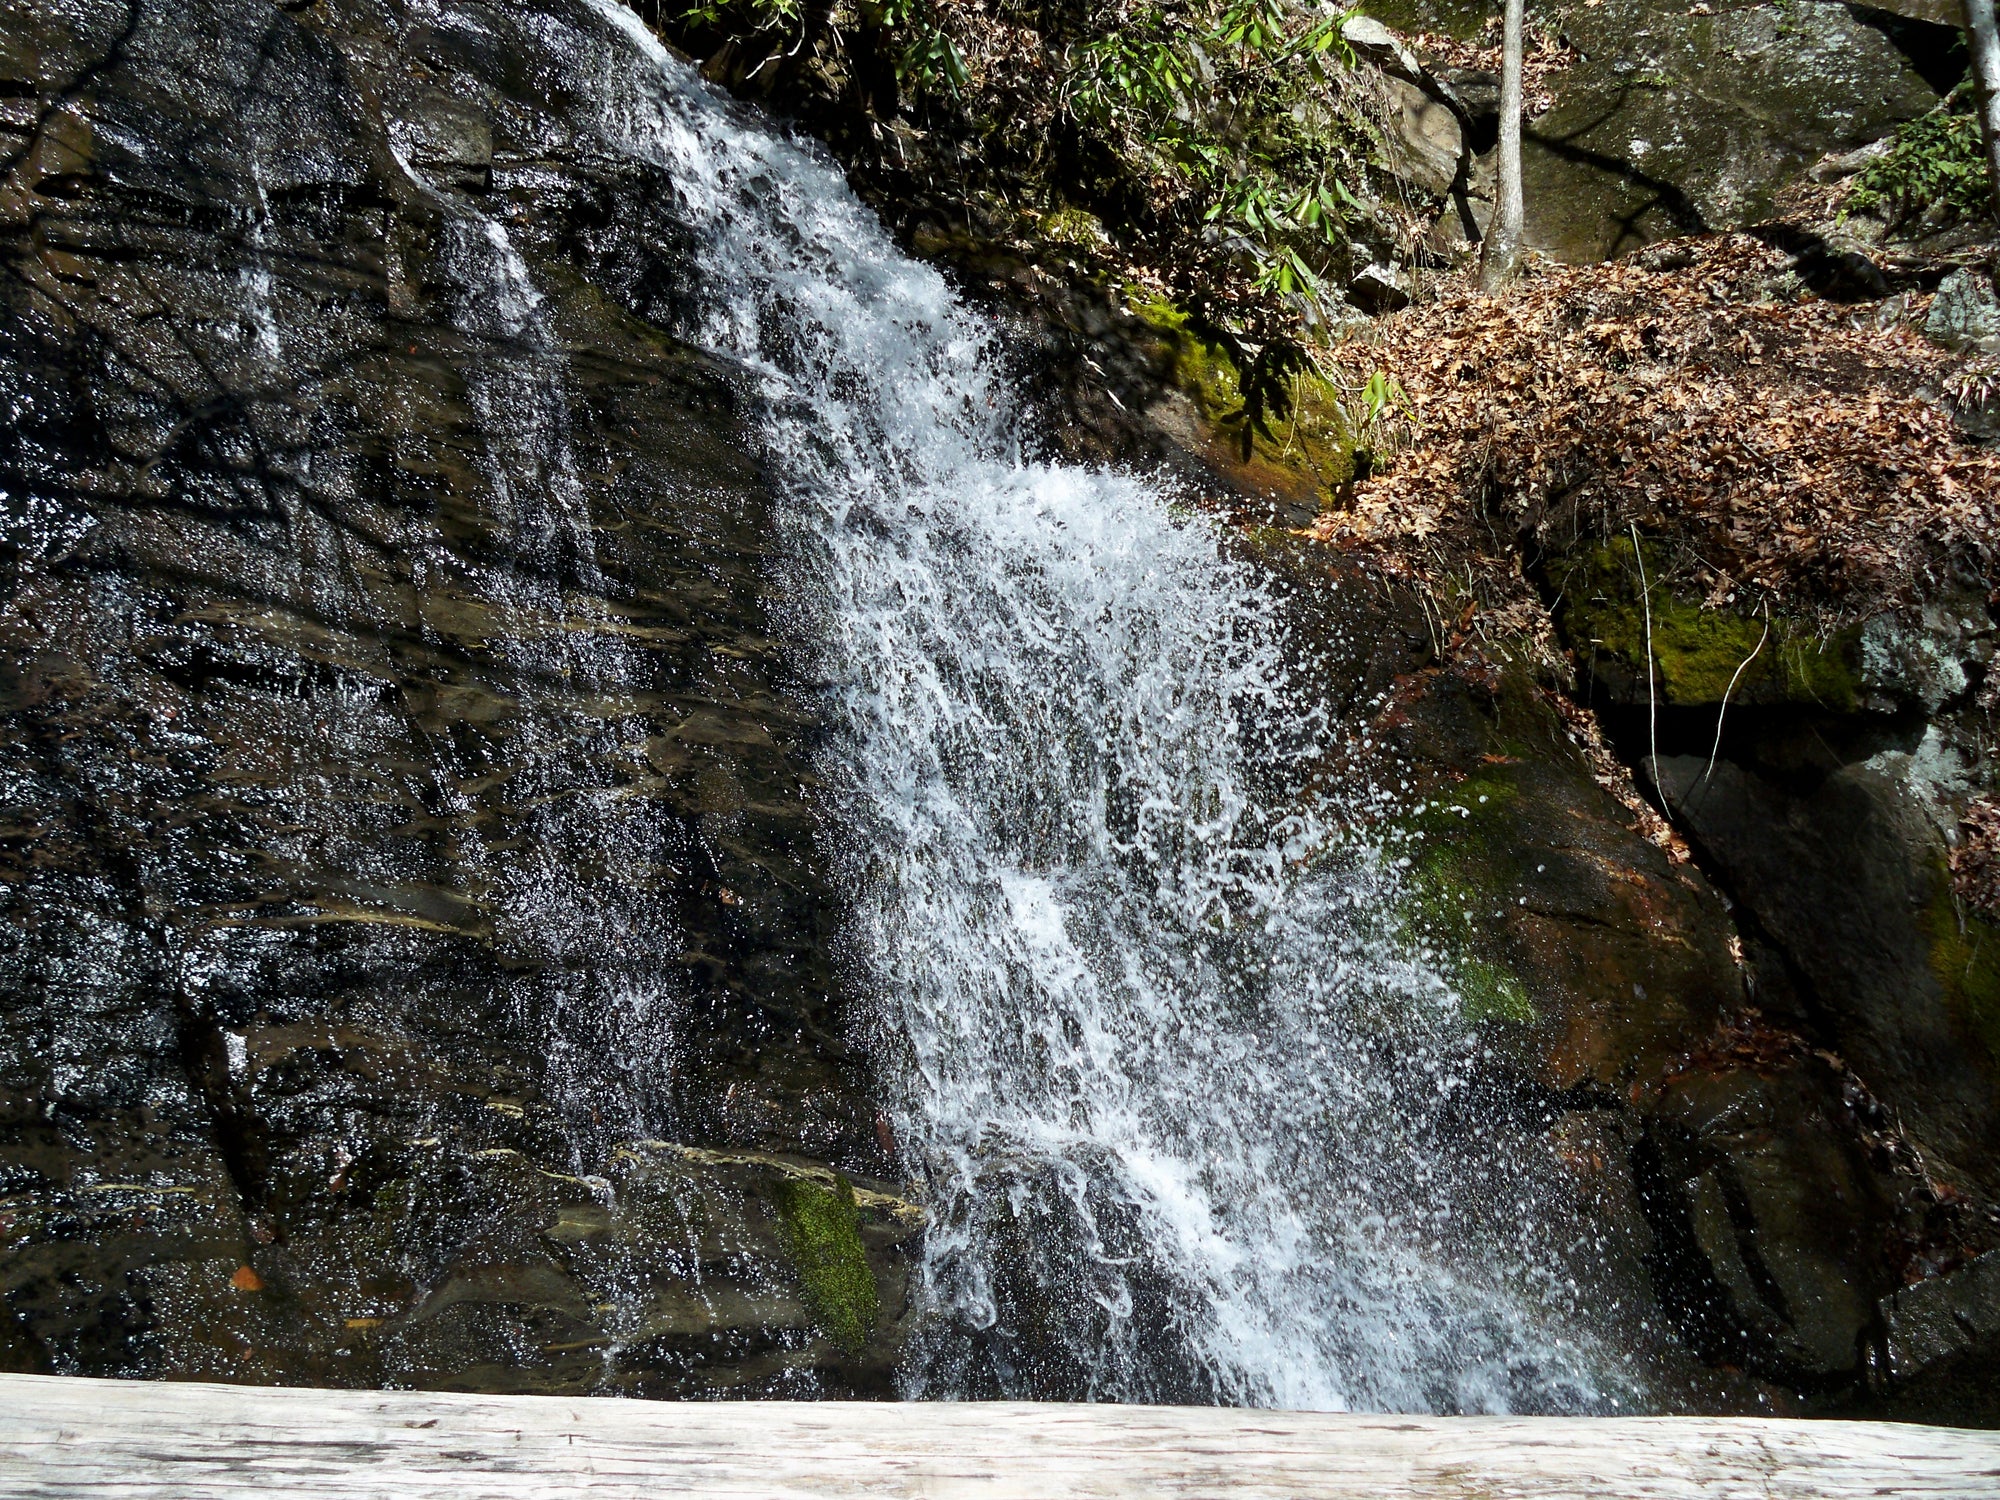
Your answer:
[573,0,1637,1412]
[377,105,683,1160]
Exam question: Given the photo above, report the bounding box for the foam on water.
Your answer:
[577,0,1639,1411]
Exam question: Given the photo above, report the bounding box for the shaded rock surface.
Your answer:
[0,0,913,1393]
[1656,753,2000,1204]
[1874,1248,2000,1423]
[1544,539,1997,1217]
[1370,0,1957,261]
[1522,0,1948,260]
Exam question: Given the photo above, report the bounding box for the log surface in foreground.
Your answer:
[1,1373,1996,1498]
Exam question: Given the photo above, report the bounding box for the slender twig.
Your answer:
[1700,602,1770,792]
[1630,522,1659,797]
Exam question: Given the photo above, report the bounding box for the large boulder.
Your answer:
[1524,0,1947,259]
[1373,0,1951,261]
[1637,1058,1893,1383]
[1875,1250,2000,1423]
[1655,751,2000,1201]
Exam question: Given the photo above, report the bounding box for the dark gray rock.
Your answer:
[1369,0,1951,262]
[1349,261,1414,313]
[1655,754,2000,1202]
[1882,1249,2000,1381]
[1429,65,1500,130]
[1639,1062,1891,1382]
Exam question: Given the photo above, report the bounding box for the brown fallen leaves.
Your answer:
[1955,796,2000,921]
[1405,22,1575,121]
[1312,234,1999,635]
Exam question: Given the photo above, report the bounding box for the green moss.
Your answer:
[1927,885,2000,1067]
[772,1173,878,1353]
[1560,539,1859,709]
[1040,206,1110,247]
[1127,292,1357,494]
[1458,956,1536,1024]
[1358,0,1489,42]
[1395,774,1538,1026]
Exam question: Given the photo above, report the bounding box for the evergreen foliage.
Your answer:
[1847,91,1996,228]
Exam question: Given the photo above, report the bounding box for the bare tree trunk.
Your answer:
[1479,0,1526,292]
[1968,0,2000,219]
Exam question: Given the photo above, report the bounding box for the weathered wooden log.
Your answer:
[1,1374,1997,1498]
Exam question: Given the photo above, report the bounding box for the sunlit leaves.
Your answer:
[1063,4,1364,322]
[901,24,969,95]
[1845,101,1993,226]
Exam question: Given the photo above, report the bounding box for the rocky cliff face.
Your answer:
[0,0,916,1394]
[1,0,1995,1422]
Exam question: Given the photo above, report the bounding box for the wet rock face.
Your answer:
[1635,1056,1893,1385]
[1525,542,2000,1410]
[0,0,913,1391]
[1876,1249,2000,1423]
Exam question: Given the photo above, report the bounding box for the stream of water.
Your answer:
[571,0,1634,1412]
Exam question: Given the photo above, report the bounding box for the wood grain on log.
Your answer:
[1,1373,1996,1498]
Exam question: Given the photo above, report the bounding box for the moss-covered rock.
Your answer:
[772,1172,881,1355]
[1560,538,1860,709]
[1927,892,2000,1072]
[1350,649,1744,1089]
[1127,294,1361,510]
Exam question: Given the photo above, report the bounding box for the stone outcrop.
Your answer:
[1656,754,2000,1202]
[1376,0,1958,261]
[1926,265,2000,351]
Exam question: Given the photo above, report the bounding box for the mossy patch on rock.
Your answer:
[772,1172,879,1354]
[1396,770,1538,1027]
[1039,206,1112,249]
[1127,293,1360,506]
[1928,887,2000,1071]
[1456,954,1536,1025]
[1560,538,1860,709]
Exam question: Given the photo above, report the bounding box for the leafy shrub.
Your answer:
[1846,97,1994,227]
[1061,0,1365,323]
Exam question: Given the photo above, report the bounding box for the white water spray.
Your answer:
[575,0,1635,1411]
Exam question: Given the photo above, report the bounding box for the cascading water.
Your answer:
[569,0,1641,1411]
[374,105,684,1160]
